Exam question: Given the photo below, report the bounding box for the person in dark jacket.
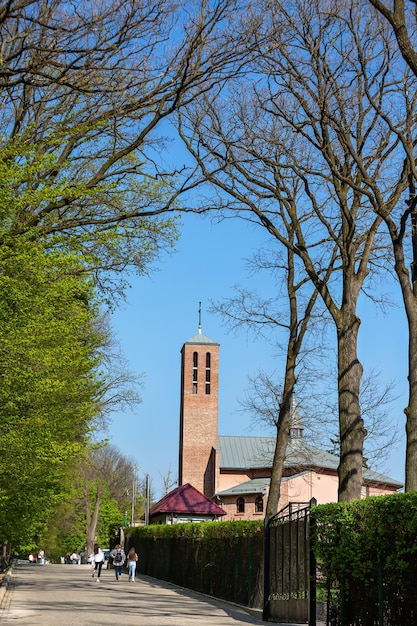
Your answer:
[110,544,126,581]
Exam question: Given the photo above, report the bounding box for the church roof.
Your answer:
[218,436,402,488]
[185,329,219,345]
[216,476,271,497]
[149,483,226,517]
[216,473,313,497]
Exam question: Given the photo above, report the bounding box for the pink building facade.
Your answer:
[178,328,402,521]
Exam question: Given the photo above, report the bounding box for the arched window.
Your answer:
[237,497,245,514]
[255,495,264,513]
[192,351,198,394]
[205,352,211,394]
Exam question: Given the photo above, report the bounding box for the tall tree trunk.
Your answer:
[266,363,296,517]
[388,215,417,491]
[404,203,417,490]
[405,306,417,489]
[85,482,102,556]
[266,244,318,516]
[337,312,366,501]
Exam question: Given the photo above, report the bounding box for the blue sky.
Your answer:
[103,210,408,501]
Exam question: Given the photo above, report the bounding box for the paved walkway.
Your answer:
[0,564,271,625]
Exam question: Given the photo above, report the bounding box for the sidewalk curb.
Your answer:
[141,574,316,625]
[0,568,12,608]
[138,573,264,622]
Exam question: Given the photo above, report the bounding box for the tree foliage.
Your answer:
[0,240,104,547]
[0,0,256,550]
[44,445,143,559]
[0,0,259,296]
[29,446,145,559]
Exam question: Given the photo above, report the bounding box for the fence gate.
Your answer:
[263,499,316,624]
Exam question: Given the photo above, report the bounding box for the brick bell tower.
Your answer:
[178,304,219,497]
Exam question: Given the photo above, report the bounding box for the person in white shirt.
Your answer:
[90,544,104,582]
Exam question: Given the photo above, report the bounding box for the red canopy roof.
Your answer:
[149,483,226,517]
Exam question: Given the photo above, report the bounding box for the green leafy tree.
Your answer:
[44,445,140,558]
[0,240,104,548]
[0,0,258,298]
[75,445,138,556]
[0,0,258,554]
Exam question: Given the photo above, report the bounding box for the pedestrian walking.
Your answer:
[127,547,138,582]
[90,543,105,582]
[110,544,125,581]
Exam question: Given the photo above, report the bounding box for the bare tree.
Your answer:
[365,1,417,491]
[179,0,416,500]
[160,466,177,496]
[81,445,136,555]
[369,0,417,77]
[211,243,325,515]
[92,314,143,430]
[0,0,260,296]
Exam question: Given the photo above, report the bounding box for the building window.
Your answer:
[237,497,245,514]
[255,495,264,513]
[192,351,198,394]
[205,352,211,395]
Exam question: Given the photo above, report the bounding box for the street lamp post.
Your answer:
[131,464,138,527]
[145,474,150,525]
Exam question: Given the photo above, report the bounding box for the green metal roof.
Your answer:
[215,474,313,497]
[218,435,402,488]
[216,476,271,497]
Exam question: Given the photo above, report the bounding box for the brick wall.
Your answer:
[179,340,219,495]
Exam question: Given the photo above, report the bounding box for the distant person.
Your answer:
[60,556,65,564]
[110,544,125,581]
[28,553,34,564]
[38,549,45,565]
[127,547,138,582]
[90,544,105,582]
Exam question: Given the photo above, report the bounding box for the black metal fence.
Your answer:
[263,500,316,624]
[123,493,417,625]
[127,527,264,608]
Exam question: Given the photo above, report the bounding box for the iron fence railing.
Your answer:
[263,499,316,625]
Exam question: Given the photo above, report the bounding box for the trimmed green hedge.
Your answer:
[121,493,417,622]
[310,492,417,625]
[129,519,263,541]
[125,519,264,608]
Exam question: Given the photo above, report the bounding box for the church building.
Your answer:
[178,322,402,521]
